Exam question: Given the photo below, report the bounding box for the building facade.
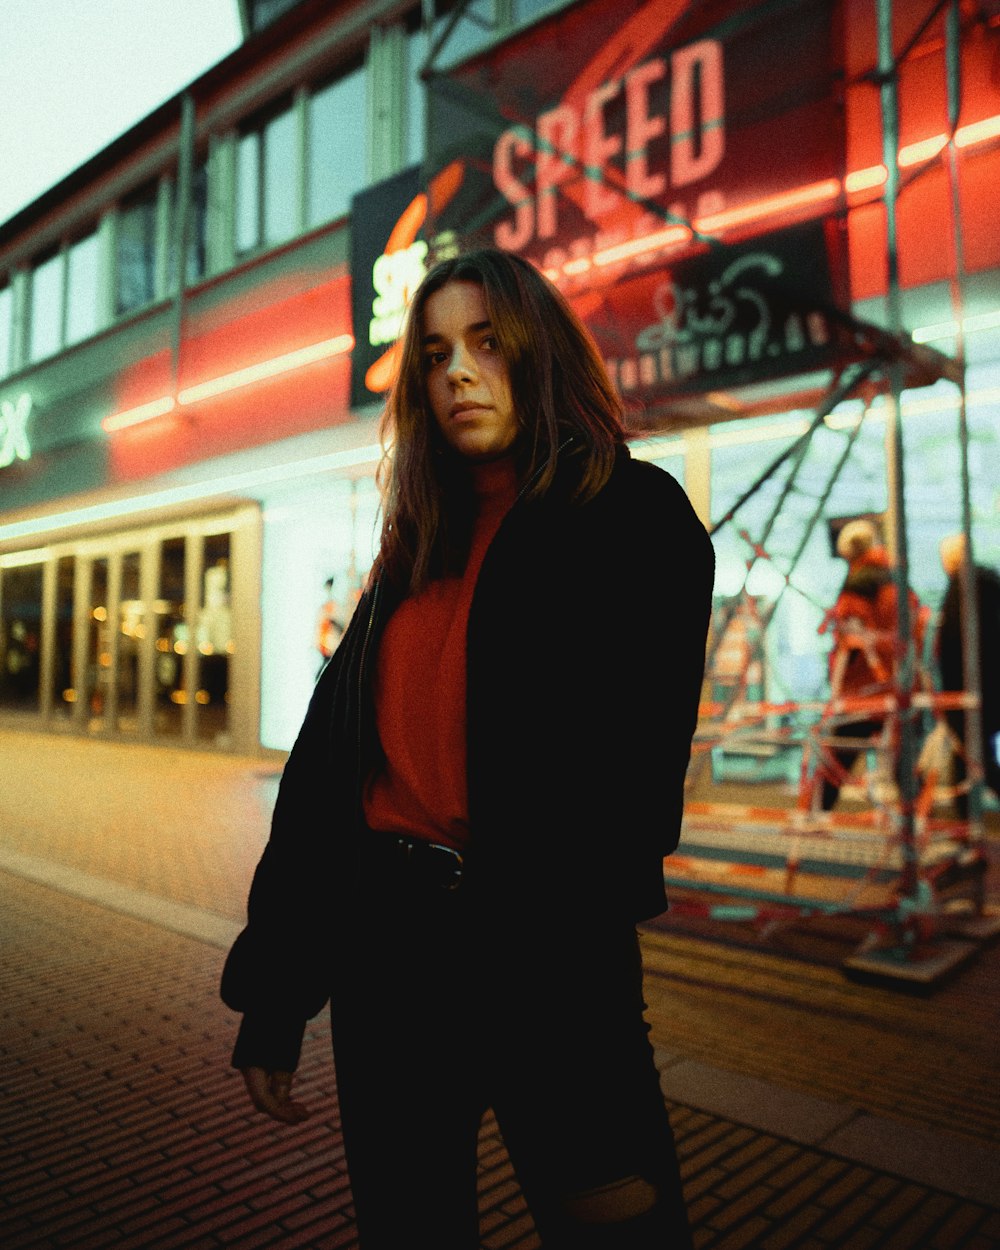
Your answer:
[1,0,997,757]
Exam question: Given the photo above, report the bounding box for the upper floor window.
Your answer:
[28,231,101,363]
[423,0,499,71]
[0,282,12,378]
[64,232,100,347]
[237,100,299,255]
[167,158,209,290]
[308,56,367,227]
[117,183,159,315]
[29,250,64,363]
[249,0,302,30]
[185,160,210,283]
[405,0,502,165]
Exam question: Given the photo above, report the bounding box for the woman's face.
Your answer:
[421,280,518,462]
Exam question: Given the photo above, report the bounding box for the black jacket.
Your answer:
[221,445,715,1070]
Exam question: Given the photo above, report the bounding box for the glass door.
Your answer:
[0,562,44,714]
[154,537,187,738]
[115,551,142,733]
[0,503,260,750]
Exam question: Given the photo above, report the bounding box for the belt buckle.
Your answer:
[425,842,464,890]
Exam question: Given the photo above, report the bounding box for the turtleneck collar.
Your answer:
[469,454,519,507]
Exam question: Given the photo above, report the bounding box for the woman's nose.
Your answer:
[447,343,476,383]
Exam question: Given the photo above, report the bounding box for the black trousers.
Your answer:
[818,717,886,811]
[328,857,692,1249]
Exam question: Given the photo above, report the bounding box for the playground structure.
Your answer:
[665,0,999,981]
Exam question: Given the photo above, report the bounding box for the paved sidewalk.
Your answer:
[1,730,999,1248]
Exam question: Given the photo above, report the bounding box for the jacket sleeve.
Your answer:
[220,596,371,1070]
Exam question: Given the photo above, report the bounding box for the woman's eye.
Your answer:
[481,334,498,351]
[424,350,446,369]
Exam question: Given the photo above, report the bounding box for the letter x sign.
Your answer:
[0,393,32,468]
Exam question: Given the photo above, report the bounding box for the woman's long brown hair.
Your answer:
[373,247,625,595]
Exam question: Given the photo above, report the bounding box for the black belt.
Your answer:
[361,831,466,891]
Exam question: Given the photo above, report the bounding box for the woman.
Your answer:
[818,519,927,811]
[221,247,715,1248]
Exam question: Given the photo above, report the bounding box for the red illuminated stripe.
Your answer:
[102,333,354,433]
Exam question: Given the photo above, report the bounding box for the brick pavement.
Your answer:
[2,729,999,1248]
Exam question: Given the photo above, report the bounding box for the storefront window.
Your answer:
[117,184,159,314]
[52,556,76,717]
[196,533,232,743]
[308,59,367,227]
[0,281,12,376]
[65,231,100,347]
[0,563,43,712]
[28,250,63,362]
[84,558,109,727]
[117,551,142,732]
[712,419,856,712]
[260,476,378,750]
[155,537,187,737]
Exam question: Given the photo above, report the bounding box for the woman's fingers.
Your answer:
[242,1067,312,1124]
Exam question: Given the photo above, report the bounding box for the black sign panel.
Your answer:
[349,165,426,409]
[586,219,850,418]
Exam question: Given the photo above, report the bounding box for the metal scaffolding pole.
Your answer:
[944,0,984,848]
[877,0,920,903]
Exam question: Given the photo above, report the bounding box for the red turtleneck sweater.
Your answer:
[363,458,518,849]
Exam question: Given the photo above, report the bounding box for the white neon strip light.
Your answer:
[177,333,354,405]
[956,115,1000,147]
[544,113,1000,282]
[898,134,948,166]
[843,116,1000,193]
[101,333,355,433]
[696,179,842,234]
[844,164,888,193]
[102,395,177,432]
[911,310,1000,342]
[0,442,382,544]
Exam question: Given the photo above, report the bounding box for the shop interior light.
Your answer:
[0,545,51,567]
[102,333,354,434]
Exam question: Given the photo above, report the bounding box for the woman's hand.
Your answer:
[241,1067,311,1124]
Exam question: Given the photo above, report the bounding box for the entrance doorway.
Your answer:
[0,505,261,752]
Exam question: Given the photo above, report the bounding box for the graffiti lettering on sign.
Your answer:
[0,393,32,468]
[606,252,832,392]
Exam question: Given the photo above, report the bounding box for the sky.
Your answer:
[0,0,243,230]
